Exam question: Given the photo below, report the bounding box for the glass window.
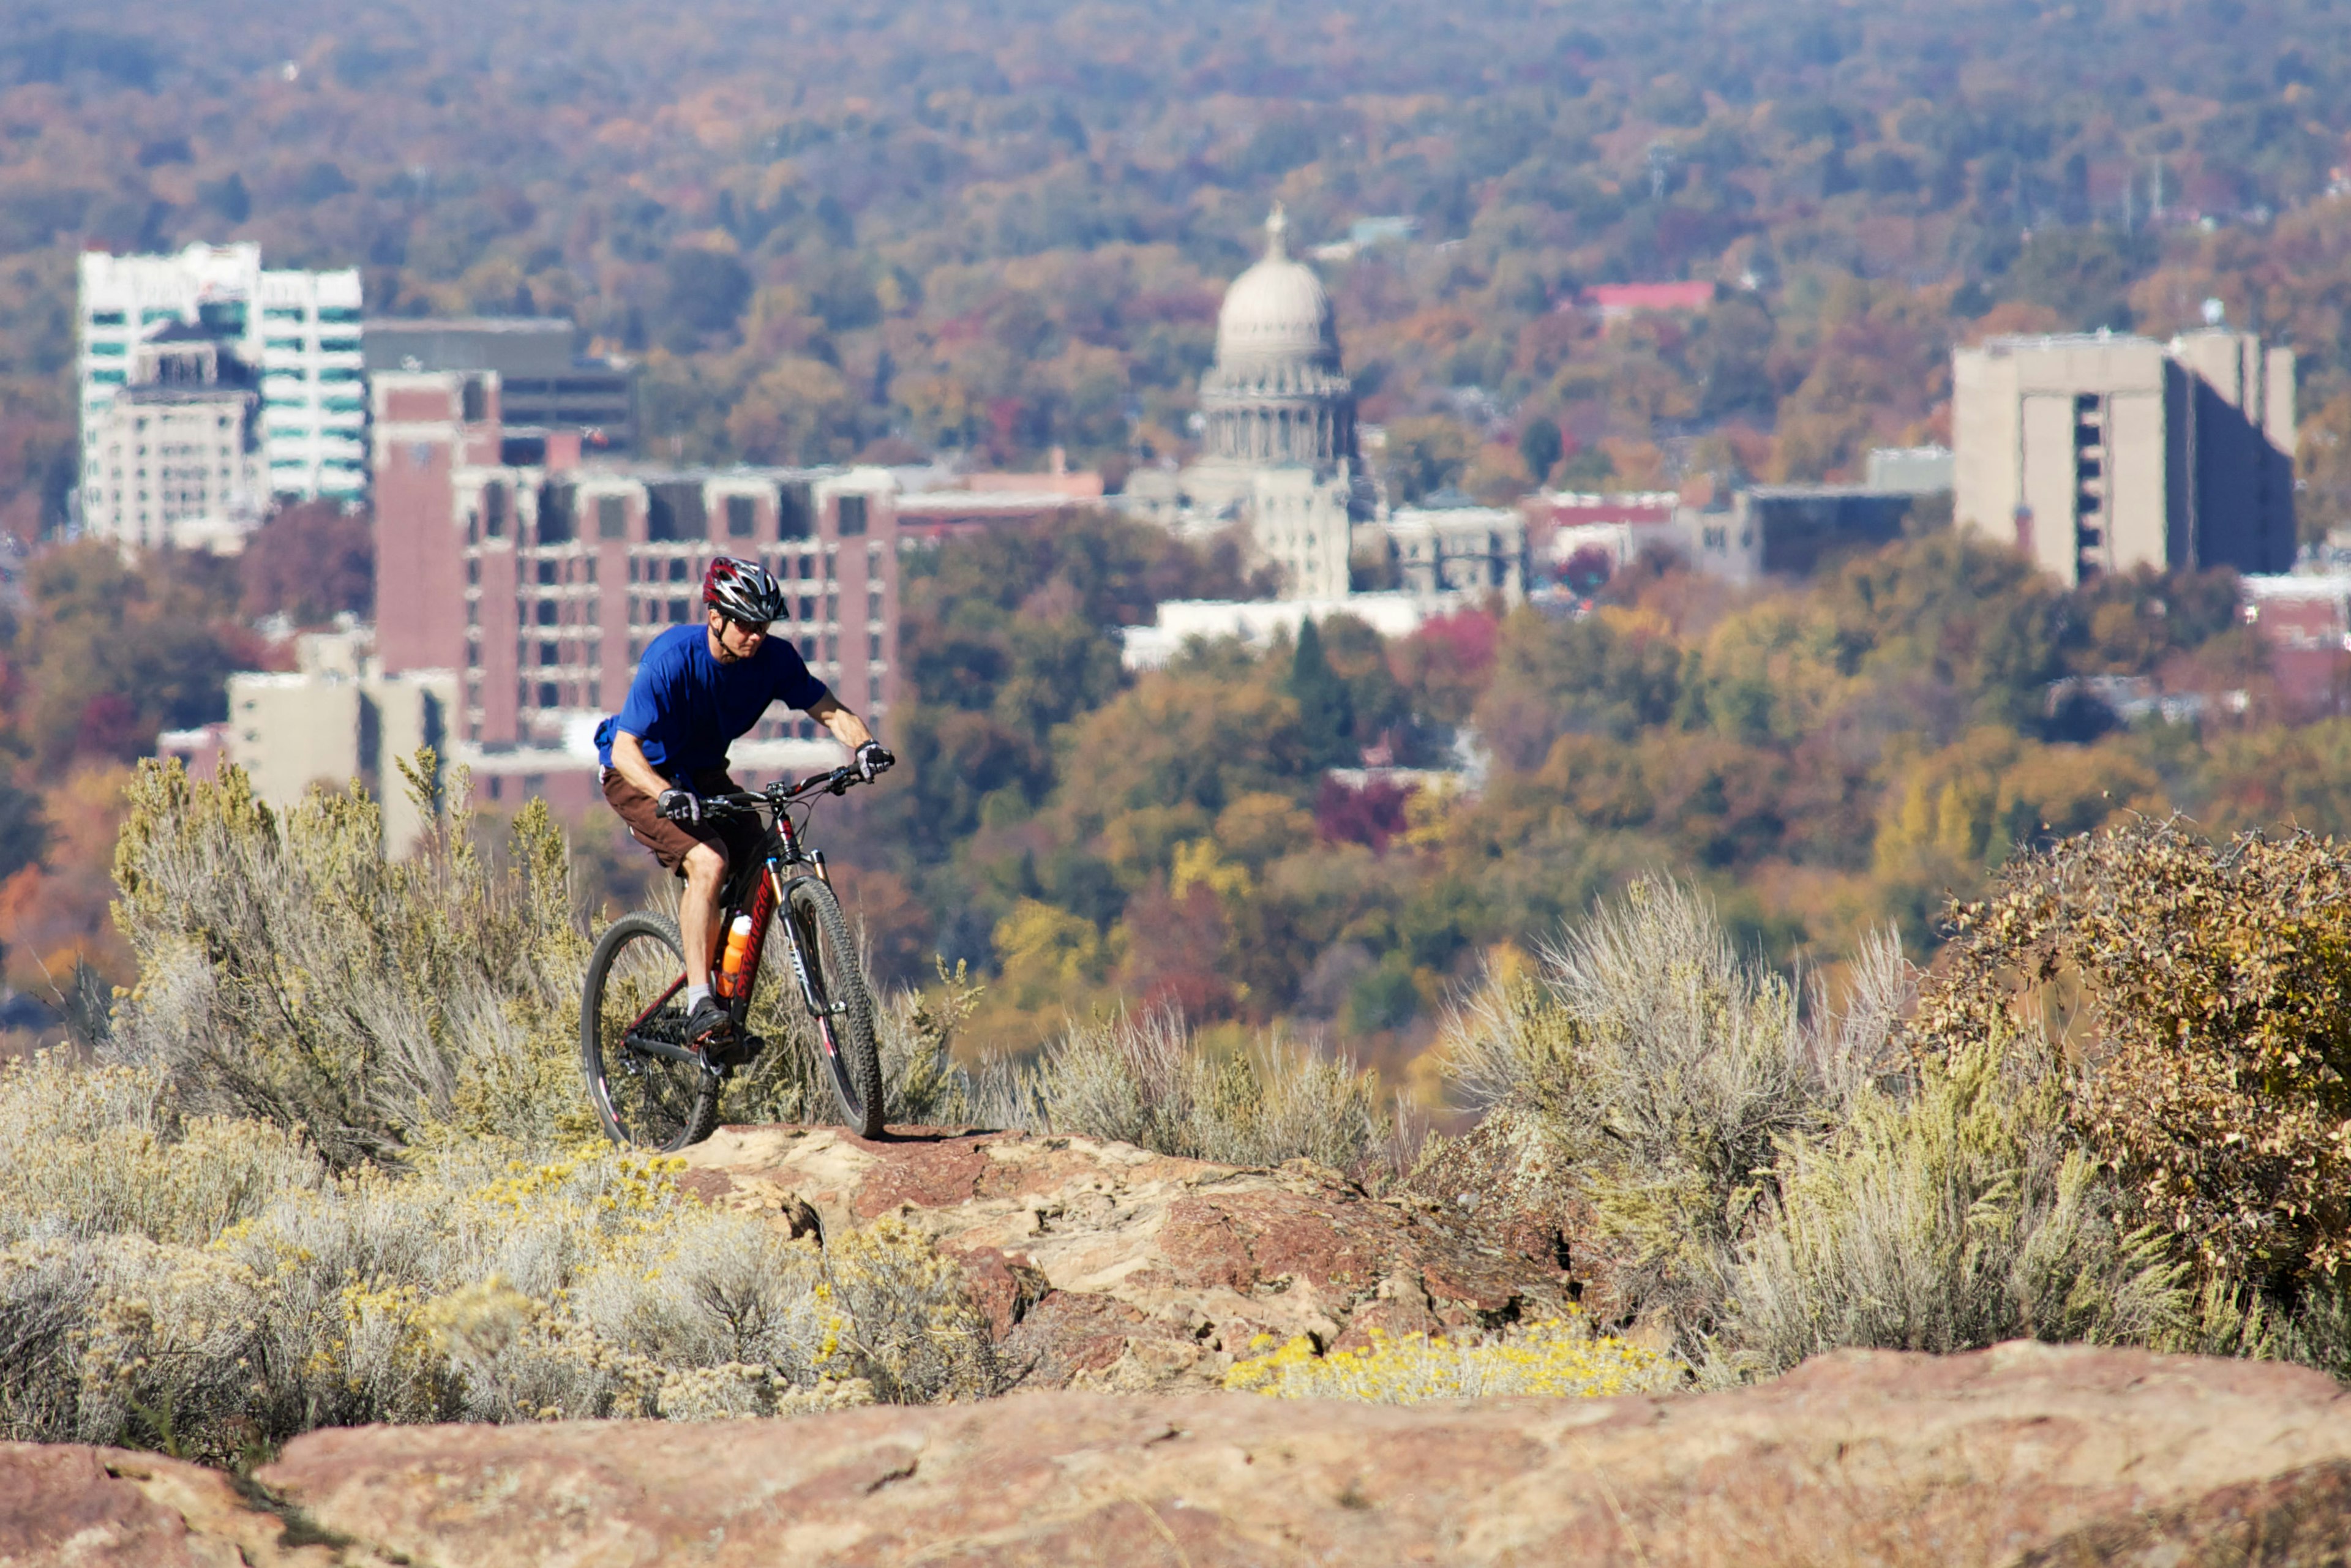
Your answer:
[317,307,362,324]
[89,310,125,326]
[88,342,126,357]
[598,495,626,539]
[836,494,867,536]
[726,494,756,538]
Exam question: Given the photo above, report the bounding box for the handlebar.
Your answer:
[667,753,893,822]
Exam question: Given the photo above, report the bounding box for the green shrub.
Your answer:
[1727,1033,2186,1375]
[1443,877,1872,1354]
[109,757,590,1165]
[1917,818,2351,1285]
[0,1052,318,1246]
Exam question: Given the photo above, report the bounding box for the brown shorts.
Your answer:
[603,767,766,877]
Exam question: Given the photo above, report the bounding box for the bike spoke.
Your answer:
[583,917,713,1150]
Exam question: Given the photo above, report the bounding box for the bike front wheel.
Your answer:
[580,910,721,1152]
[785,877,884,1138]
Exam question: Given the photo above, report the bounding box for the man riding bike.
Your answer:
[595,555,891,1062]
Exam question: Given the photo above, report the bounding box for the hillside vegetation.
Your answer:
[9,765,2351,1458]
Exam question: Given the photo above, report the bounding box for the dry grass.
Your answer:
[985,1006,1397,1175]
[0,1048,1002,1460]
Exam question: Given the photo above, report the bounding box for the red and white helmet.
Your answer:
[702,556,786,625]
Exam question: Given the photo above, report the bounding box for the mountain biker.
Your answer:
[595,555,891,1059]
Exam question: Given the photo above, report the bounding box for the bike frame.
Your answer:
[619,767,863,1073]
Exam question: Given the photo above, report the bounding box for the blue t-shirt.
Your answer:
[595,625,832,778]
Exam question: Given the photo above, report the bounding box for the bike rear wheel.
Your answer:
[786,877,884,1138]
[580,911,721,1152]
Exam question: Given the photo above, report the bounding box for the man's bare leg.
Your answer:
[679,840,727,989]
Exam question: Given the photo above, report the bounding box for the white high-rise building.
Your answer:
[78,244,367,530]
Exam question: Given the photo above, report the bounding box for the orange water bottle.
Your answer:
[719,915,753,996]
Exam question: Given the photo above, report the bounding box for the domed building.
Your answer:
[1196,206,1356,470]
[1169,207,1373,599]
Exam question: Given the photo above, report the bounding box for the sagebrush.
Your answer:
[989,1006,1397,1174]
[1441,876,2221,1376]
[109,757,591,1164]
[0,1049,1000,1460]
[1727,1032,2186,1375]
[1444,877,1878,1354]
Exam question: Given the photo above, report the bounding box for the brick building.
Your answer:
[370,370,900,809]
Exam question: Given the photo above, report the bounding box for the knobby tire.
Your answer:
[787,877,884,1138]
[580,910,721,1152]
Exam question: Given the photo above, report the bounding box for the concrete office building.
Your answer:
[1954,329,2295,587]
[370,369,898,811]
[364,318,637,454]
[205,628,456,856]
[78,244,366,512]
[80,325,266,553]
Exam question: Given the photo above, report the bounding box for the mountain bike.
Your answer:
[579,761,888,1152]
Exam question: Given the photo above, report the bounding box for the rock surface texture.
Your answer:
[12,1343,2351,1565]
[672,1125,1584,1390]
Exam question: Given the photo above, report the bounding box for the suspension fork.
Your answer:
[773,868,846,1019]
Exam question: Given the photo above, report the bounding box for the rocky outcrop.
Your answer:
[15,1343,2351,1565]
[672,1125,1585,1390]
[0,1443,353,1567]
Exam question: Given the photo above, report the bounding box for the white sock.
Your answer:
[684,984,712,1010]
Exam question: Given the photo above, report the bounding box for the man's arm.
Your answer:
[806,693,874,752]
[609,730,672,800]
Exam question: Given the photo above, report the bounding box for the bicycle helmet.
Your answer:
[702,556,787,625]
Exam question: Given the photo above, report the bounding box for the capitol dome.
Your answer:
[1196,206,1357,474]
[1215,207,1340,367]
